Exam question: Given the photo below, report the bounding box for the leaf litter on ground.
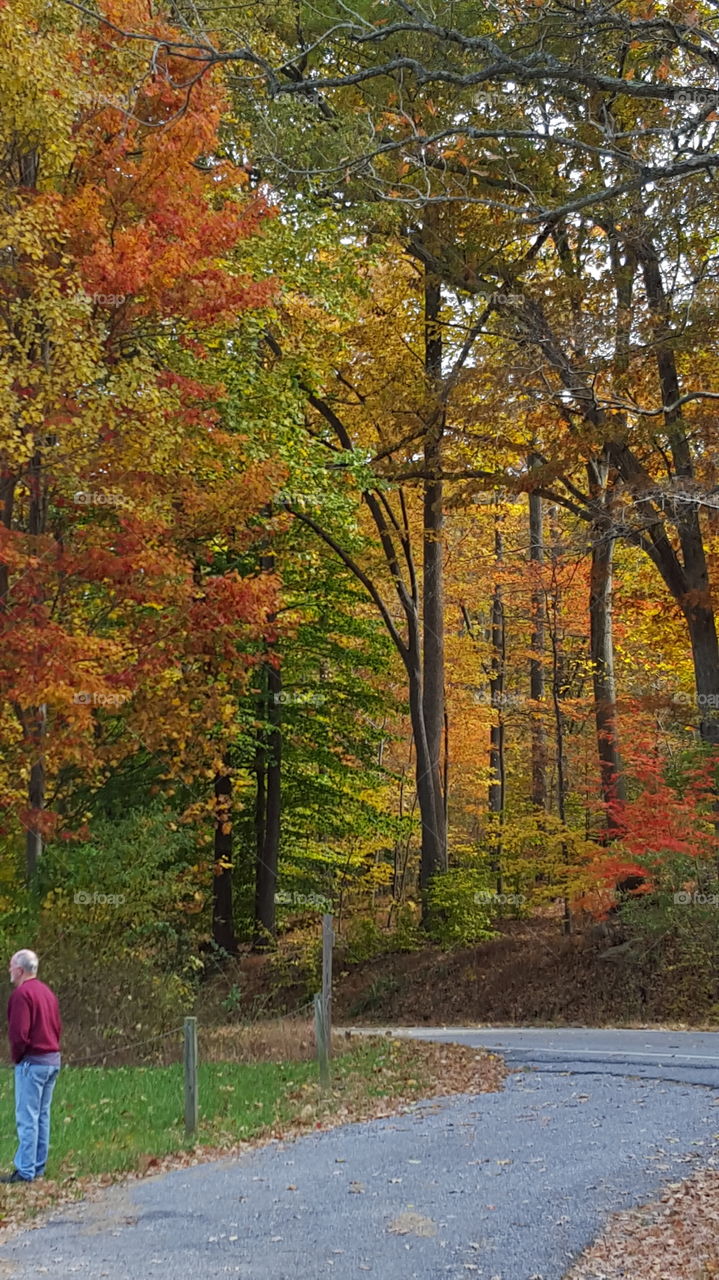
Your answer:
[565,1167,719,1280]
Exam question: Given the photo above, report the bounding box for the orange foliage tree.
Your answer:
[0,0,280,935]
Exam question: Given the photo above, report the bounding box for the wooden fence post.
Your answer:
[322,913,333,1059]
[313,914,333,1089]
[313,993,330,1089]
[184,1016,198,1137]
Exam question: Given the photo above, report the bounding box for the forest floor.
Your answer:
[205,914,715,1030]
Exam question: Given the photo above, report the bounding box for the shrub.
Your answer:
[0,808,206,1059]
[392,901,422,952]
[610,850,719,1019]
[266,927,323,1002]
[426,870,497,947]
[344,915,385,963]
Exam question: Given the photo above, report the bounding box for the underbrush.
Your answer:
[612,873,719,1022]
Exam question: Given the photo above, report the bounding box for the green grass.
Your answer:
[0,1042,428,1181]
[0,1059,321,1179]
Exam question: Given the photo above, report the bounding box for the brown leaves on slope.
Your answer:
[566,1168,719,1280]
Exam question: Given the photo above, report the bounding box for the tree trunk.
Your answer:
[528,463,547,811]
[636,231,719,743]
[213,763,237,955]
[253,545,282,948]
[589,518,626,827]
[408,648,446,893]
[684,602,719,744]
[253,658,282,945]
[24,448,47,881]
[607,436,719,744]
[25,742,45,882]
[548,507,572,934]
[443,706,449,826]
[422,261,448,879]
[488,516,505,893]
[254,697,267,888]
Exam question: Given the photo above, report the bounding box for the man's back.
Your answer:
[7,978,62,1064]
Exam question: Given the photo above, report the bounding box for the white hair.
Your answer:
[11,950,38,975]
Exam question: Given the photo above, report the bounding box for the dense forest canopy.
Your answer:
[2,0,719,996]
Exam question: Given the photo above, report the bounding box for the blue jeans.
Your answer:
[14,1061,60,1180]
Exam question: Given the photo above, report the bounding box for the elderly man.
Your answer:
[3,951,62,1183]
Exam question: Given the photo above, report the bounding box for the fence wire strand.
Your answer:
[67,1024,185,1067]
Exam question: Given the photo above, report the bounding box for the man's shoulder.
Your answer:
[18,980,57,1003]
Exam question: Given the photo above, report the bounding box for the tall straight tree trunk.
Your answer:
[636,232,719,743]
[254,551,282,947]
[253,659,281,945]
[528,460,547,811]
[685,603,719,744]
[488,514,505,893]
[589,515,626,829]
[254,694,267,887]
[548,506,572,934]
[25,742,45,882]
[408,645,446,892]
[422,255,448,882]
[213,760,237,954]
[25,447,46,881]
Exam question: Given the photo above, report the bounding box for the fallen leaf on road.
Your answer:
[388,1212,437,1237]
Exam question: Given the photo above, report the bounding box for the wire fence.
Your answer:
[0,998,319,1074]
[0,924,337,1154]
[68,1024,186,1068]
[0,1000,324,1144]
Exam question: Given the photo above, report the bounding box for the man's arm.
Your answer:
[8,991,31,1064]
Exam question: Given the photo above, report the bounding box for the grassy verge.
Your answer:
[0,1035,505,1234]
[0,1058,319,1179]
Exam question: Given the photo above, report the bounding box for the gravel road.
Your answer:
[1,1027,718,1280]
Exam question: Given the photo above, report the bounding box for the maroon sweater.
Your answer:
[7,978,62,1064]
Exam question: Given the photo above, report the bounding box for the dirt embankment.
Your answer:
[206,917,717,1029]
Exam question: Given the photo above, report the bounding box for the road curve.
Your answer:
[362,1024,719,1087]
[0,1027,717,1280]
